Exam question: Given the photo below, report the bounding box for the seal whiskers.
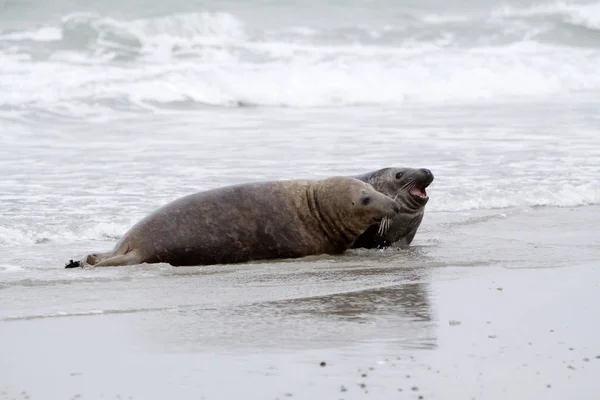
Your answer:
[350,167,434,249]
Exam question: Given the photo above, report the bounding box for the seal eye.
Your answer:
[361,196,371,206]
[395,172,403,179]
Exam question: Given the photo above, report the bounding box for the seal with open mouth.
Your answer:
[350,167,434,249]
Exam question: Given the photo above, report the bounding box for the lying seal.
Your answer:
[350,167,434,249]
[65,176,401,268]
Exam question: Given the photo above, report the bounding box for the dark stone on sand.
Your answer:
[547,384,551,388]
[319,361,326,367]
[361,373,367,378]
[358,383,366,389]
[65,259,82,269]
[340,385,347,393]
[411,386,419,391]
[419,396,424,399]
[583,357,590,362]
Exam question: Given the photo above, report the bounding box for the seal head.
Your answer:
[351,167,434,249]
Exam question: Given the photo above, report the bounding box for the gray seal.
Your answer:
[65,176,401,268]
[350,167,434,249]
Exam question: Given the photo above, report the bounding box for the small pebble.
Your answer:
[406,374,411,378]
[411,386,419,391]
[583,358,590,362]
[284,393,293,397]
[368,367,374,371]
[398,388,403,392]
[550,330,554,333]
[596,355,600,359]
[320,361,326,367]
[569,348,574,351]
[567,365,576,370]
[359,383,366,389]
[449,320,461,326]
[496,287,503,291]
[547,384,551,389]
[418,396,424,400]
[488,335,497,339]
[361,373,367,378]
[340,385,347,393]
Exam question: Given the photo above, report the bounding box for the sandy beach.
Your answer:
[2,206,598,400]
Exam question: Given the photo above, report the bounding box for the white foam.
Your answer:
[0,219,134,247]
[0,264,23,272]
[431,182,600,212]
[1,44,599,110]
[0,225,36,246]
[0,26,62,42]
[1,10,600,112]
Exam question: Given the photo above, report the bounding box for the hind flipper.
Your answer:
[85,252,112,265]
[65,251,112,269]
[94,251,142,267]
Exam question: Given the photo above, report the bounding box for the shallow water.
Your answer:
[2,0,600,398]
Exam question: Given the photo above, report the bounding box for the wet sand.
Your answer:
[1,206,599,400]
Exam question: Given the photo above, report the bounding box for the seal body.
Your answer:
[68,177,401,268]
[350,167,434,249]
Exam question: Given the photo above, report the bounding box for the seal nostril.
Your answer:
[422,168,432,177]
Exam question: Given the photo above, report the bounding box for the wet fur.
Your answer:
[66,177,401,268]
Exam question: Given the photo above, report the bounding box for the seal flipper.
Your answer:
[64,259,82,269]
[93,251,142,267]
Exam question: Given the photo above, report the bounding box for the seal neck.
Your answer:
[306,184,360,252]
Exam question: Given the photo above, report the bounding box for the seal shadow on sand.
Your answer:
[166,263,439,352]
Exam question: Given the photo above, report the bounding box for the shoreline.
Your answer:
[1,205,599,399]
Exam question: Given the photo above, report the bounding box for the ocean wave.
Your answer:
[0,219,134,247]
[1,43,599,112]
[1,7,600,113]
[2,305,180,321]
[493,1,600,30]
[430,181,600,212]
[1,183,598,248]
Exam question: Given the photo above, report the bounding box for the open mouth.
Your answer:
[409,185,428,199]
